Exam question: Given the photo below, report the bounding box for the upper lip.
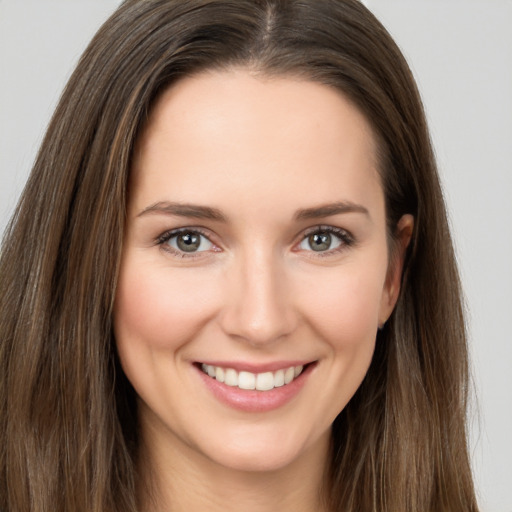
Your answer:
[196,360,315,373]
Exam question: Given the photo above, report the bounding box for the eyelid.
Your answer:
[153,224,355,259]
[293,225,355,255]
[155,227,221,257]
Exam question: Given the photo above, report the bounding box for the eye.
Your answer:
[298,227,353,253]
[158,229,216,255]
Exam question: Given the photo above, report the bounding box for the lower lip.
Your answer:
[195,363,315,413]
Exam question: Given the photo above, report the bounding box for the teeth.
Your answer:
[274,369,285,387]
[225,368,238,386]
[201,364,304,391]
[256,372,274,391]
[284,366,295,384]
[238,371,256,390]
[215,367,225,383]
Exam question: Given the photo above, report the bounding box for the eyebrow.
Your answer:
[294,201,369,220]
[137,202,227,221]
[137,200,369,222]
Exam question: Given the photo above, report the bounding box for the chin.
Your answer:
[195,424,329,474]
[211,448,299,473]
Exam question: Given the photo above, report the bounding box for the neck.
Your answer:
[137,415,331,512]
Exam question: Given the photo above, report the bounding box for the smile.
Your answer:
[200,363,304,391]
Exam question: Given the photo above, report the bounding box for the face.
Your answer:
[114,69,410,474]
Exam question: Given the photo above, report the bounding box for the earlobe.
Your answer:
[379,214,414,326]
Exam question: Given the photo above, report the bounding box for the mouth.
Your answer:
[194,361,316,412]
[197,362,311,392]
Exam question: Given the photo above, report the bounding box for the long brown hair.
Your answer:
[0,1,479,510]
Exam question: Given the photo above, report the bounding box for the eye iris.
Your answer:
[177,232,201,252]
[309,232,331,251]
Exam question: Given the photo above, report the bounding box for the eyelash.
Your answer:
[156,227,217,258]
[299,225,355,257]
[155,225,355,258]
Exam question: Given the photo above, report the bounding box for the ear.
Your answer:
[378,214,414,327]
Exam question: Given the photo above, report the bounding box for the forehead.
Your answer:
[130,69,383,220]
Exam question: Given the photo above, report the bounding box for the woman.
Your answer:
[0,0,479,511]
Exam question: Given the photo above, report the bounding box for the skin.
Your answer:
[114,69,413,511]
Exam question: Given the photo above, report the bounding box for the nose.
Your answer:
[219,248,297,346]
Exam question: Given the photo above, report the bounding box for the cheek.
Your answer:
[114,260,219,351]
[297,265,386,347]
[300,266,387,417]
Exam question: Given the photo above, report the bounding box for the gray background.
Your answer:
[1,1,511,510]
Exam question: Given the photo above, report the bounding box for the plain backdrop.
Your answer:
[1,1,511,511]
